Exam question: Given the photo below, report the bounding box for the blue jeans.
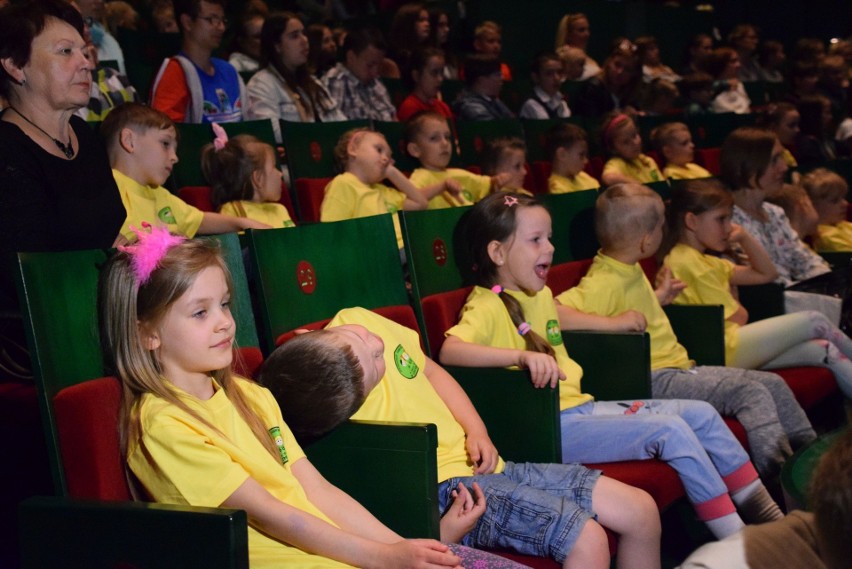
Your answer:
[560,399,750,506]
[438,462,601,563]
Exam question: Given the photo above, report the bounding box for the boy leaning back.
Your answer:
[260,307,662,569]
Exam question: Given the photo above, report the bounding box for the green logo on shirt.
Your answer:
[462,190,473,202]
[546,319,562,346]
[268,426,289,464]
[158,206,176,224]
[387,204,400,214]
[394,344,419,379]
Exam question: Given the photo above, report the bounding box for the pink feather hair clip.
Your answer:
[212,122,229,151]
[117,222,186,284]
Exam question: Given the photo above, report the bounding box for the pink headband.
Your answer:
[603,113,631,148]
[117,222,186,284]
[212,123,228,151]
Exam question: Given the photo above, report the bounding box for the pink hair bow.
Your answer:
[212,122,229,151]
[117,222,186,284]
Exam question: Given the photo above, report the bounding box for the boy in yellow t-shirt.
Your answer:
[405,111,510,208]
[546,122,601,193]
[102,103,269,240]
[260,306,661,566]
[802,168,852,251]
[554,184,815,479]
[651,122,712,180]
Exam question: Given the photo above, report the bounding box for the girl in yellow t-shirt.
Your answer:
[201,128,296,229]
[651,122,711,180]
[661,179,852,398]
[600,112,664,187]
[99,228,521,569]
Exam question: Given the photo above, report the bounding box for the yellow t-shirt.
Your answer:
[220,200,295,229]
[128,377,351,569]
[555,252,692,370]
[663,162,712,180]
[781,148,798,169]
[328,307,505,481]
[113,169,204,240]
[548,172,600,194]
[664,243,741,364]
[320,172,407,248]
[602,155,664,184]
[409,168,492,209]
[814,221,852,252]
[445,286,590,411]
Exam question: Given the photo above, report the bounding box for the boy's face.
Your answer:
[474,30,502,56]
[476,69,503,98]
[662,129,694,166]
[332,325,386,393]
[131,126,178,187]
[496,148,526,189]
[534,59,565,96]
[346,44,384,84]
[408,118,453,170]
[558,140,588,177]
[813,193,849,225]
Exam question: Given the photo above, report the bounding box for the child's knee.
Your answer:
[565,519,609,569]
[622,488,661,536]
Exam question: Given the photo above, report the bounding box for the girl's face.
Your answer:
[435,14,450,45]
[775,110,800,146]
[491,206,554,293]
[813,194,849,225]
[408,117,453,170]
[496,148,527,189]
[560,140,588,177]
[144,265,234,390]
[320,26,336,55]
[332,324,386,392]
[662,129,694,167]
[535,59,565,96]
[610,121,642,161]
[604,56,631,87]
[277,18,309,70]
[691,37,712,60]
[253,147,283,202]
[349,132,392,183]
[689,206,733,252]
[722,54,741,79]
[754,139,789,194]
[566,17,590,49]
[414,9,431,42]
[413,55,445,99]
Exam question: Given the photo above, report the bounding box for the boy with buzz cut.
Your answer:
[406,111,510,208]
[554,184,816,480]
[259,307,663,569]
[102,103,270,240]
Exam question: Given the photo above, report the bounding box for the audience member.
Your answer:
[701,47,751,114]
[306,23,337,78]
[797,94,838,166]
[554,13,600,81]
[680,72,714,115]
[470,20,511,81]
[757,40,785,83]
[727,24,762,82]
[385,2,431,78]
[546,122,600,193]
[573,47,641,117]
[682,32,713,75]
[635,36,680,83]
[396,47,452,121]
[519,51,570,119]
[77,0,126,73]
[452,54,514,121]
[227,1,268,74]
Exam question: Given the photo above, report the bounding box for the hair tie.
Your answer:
[212,122,229,151]
[517,322,532,336]
[117,222,185,284]
[490,285,504,294]
[603,113,630,148]
[503,195,518,207]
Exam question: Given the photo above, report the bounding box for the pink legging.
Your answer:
[731,310,852,398]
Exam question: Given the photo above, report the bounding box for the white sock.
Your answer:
[731,480,785,523]
[705,513,746,539]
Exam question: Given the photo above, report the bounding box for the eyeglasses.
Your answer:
[197,15,229,27]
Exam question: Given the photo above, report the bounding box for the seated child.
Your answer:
[397,47,454,122]
[651,122,712,180]
[99,232,522,569]
[453,55,514,122]
[102,103,271,240]
[554,184,816,478]
[801,168,852,251]
[640,78,679,116]
[320,128,457,249]
[556,45,587,82]
[406,111,509,208]
[661,179,852,398]
[765,183,819,242]
[599,112,665,186]
[261,307,662,569]
[679,72,714,115]
[481,137,533,195]
[519,51,570,120]
[438,191,784,540]
[546,123,601,193]
[201,128,295,229]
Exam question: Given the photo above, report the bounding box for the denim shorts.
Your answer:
[438,461,601,562]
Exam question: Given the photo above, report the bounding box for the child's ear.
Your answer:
[137,322,161,351]
[683,211,698,231]
[553,146,567,163]
[486,240,505,267]
[250,168,264,194]
[119,127,137,154]
[406,141,422,158]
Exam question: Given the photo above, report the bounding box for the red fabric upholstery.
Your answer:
[295,177,333,223]
[586,459,685,511]
[421,287,473,359]
[695,148,721,176]
[233,346,265,380]
[53,376,130,501]
[545,259,594,296]
[646,149,662,169]
[178,186,215,211]
[773,367,839,411]
[531,161,552,195]
[585,156,604,181]
[723,418,749,450]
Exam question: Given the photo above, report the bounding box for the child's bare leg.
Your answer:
[591,476,662,569]
[563,519,609,569]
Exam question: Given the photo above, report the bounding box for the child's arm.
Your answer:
[221,461,461,569]
[197,212,272,234]
[439,335,565,389]
[555,301,647,332]
[440,482,486,543]
[600,170,636,187]
[490,173,511,192]
[385,165,430,210]
[414,178,466,206]
[654,266,688,306]
[424,357,499,474]
[727,224,778,285]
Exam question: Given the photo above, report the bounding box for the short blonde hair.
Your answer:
[801,168,848,203]
[595,184,664,250]
[474,20,501,40]
[650,122,690,153]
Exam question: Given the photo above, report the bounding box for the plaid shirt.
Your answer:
[322,63,396,122]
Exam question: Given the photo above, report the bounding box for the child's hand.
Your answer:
[491,172,511,191]
[613,310,647,332]
[654,266,687,306]
[377,540,461,569]
[440,482,487,543]
[517,351,565,388]
[444,179,465,205]
[241,219,274,231]
[465,431,499,474]
[728,223,745,244]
